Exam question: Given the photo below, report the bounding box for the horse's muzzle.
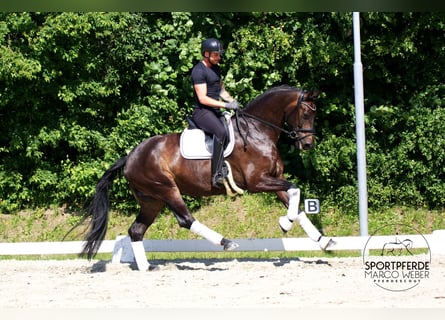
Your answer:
[298,141,314,150]
[301,141,314,150]
[296,136,315,150]
[290,129,315,151]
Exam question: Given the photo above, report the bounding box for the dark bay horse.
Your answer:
[80,85,334,260]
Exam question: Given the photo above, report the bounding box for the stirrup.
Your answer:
[212,160,229,187]
[212,166,228,187]
[221,162,229,177]
[212,172,225,187]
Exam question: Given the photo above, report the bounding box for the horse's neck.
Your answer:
[236,99,288,144]
[245,93,293,127]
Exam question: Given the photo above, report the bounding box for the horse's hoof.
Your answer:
[224,241,239,251]
[222,239,239,251]
[319,237,336,250]
[148,265,161,272]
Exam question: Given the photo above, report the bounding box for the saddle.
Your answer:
[180,112,235,160]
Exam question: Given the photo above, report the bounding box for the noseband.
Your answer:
[236,91,316,146]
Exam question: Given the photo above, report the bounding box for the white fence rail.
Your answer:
[1,230,444,260]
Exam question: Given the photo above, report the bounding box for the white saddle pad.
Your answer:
[180,117,235,160]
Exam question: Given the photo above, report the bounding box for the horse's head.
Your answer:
[240,86,319,150]
[285,90,319,150]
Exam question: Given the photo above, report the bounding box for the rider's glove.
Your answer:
[224,100,240,110]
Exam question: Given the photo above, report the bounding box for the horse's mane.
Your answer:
[245,85,302,110]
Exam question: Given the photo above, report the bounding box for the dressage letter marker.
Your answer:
[304,199,320,214]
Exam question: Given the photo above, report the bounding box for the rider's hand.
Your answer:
[224,100,240,110]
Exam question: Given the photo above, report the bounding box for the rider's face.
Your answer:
[205,51,221,65]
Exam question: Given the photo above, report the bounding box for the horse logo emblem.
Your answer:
[381,237,414,256]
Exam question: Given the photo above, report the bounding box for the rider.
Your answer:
[191,38,240,187]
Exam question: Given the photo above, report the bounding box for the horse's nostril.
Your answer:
[303,143,313,150]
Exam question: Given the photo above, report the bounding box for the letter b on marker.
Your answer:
[304,199,320,214]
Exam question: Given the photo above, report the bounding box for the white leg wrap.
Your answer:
[279,188,300,232]
[190,220,223,246]
[279,216,293,232]
[287,188,300,221]
[295,211,322,242]
[318,236,333,250]
[131,241,150,271]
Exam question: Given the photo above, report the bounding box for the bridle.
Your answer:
[235,91,316,149]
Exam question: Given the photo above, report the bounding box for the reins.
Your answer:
[234,91,316,150]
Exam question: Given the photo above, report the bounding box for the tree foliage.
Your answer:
[1,12,444,213]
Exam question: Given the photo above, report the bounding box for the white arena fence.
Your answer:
[1,230,444,270]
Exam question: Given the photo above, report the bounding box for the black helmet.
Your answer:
[201,38,225,55]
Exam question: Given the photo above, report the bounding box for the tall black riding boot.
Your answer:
[211,136,227,187]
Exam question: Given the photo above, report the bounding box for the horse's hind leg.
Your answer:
[166,188,239,251]
[128,194,165,242]
[125,195,165,271]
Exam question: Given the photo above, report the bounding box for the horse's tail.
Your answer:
[80,156,128,260]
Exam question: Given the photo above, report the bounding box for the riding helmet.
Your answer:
[201,38,225,55]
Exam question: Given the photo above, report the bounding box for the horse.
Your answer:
[80,85,334,261]
[381,238,414,256]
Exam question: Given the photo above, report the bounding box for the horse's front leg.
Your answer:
[276,188,335,250]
